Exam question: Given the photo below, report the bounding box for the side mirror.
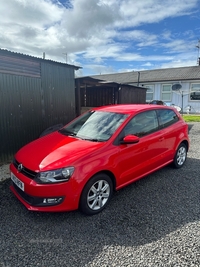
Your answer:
[121,134,140,144]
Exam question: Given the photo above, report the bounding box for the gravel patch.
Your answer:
[0,123,199,267]
[0,164,10,182]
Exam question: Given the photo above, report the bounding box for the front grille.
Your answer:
[12,183,44,206]
[13,158,37,179]
[12,183,65,207]
[13,183,34,204]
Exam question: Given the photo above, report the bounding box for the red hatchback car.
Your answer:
[10,104,189,215]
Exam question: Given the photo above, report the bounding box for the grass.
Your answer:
[182,114,200,122]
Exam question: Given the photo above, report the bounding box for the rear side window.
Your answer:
[157,109,179,128]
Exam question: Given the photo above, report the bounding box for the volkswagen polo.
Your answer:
[10,104,189,215]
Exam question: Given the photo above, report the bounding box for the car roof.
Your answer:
[92,104,175,114]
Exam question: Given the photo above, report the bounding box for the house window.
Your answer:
[145,85,154,102]
[190,83,200,100]
[161,84,171,101]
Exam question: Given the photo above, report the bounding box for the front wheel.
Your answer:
[173,143,187,168]
[79,174,113,215]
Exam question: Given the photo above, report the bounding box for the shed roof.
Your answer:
[75,76,146,90]
[0,49,81,70]
[91,66,200,84]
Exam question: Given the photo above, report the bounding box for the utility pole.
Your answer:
[196,39,200,66]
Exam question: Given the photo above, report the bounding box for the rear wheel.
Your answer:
[79,174,113,215]
[173,143,187,168]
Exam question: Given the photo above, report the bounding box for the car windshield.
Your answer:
[59,110,128,141]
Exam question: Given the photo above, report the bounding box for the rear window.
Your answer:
[157,109,179,128]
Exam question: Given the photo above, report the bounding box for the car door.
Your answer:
[115,110,167,188]
[156,108,180,161]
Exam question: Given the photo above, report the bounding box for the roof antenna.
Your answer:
[63,53,67,63]
[196,39,200,66]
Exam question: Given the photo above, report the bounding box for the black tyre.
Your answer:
[79,174,113,215]
[173,143,187,168]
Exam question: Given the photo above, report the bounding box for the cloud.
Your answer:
[161,39,198,53]
[116,0,198,27]
[0,0,63,26]
[61,0,117,38]
[0,0,199,74]
[78,63,115,75]
[0,0,64,55]
[160,59,198,69]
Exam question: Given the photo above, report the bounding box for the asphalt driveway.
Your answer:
[0,123,199,267]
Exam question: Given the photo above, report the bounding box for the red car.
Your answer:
[10,104,189,215]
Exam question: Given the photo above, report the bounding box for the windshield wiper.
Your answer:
[59,130,104,142]
[80,137,104,142]
[58,129,76,136]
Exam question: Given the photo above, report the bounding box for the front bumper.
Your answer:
[10,163,80,212]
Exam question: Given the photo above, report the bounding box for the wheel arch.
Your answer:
[78,170,116,204]
[85,170,116,191]
[95,170,117,190]
[179,139,189,152]
[78,170,116,215]
[172,140,188,169]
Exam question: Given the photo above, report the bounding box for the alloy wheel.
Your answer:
[87,180,110,211]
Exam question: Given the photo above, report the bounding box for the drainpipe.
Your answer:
[137,72,140,86]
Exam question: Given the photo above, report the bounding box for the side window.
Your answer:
[157,109,179,128]
[123,110,158,137]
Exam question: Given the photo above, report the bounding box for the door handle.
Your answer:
[159,136,164,141]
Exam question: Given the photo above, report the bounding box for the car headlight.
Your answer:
[35,167,74,184]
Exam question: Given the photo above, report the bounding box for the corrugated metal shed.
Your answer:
[75,77,146,114]
[0,49,80,163]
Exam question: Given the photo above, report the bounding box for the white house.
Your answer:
[92,66,200,113]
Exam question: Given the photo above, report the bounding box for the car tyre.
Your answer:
[79,174,113,215]
[173,143,187,168]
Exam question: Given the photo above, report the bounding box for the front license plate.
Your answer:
[11,172,24,191]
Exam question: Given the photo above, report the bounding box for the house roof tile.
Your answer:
[91,66,200,84]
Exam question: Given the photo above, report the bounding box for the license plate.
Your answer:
[11,172,24,191]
